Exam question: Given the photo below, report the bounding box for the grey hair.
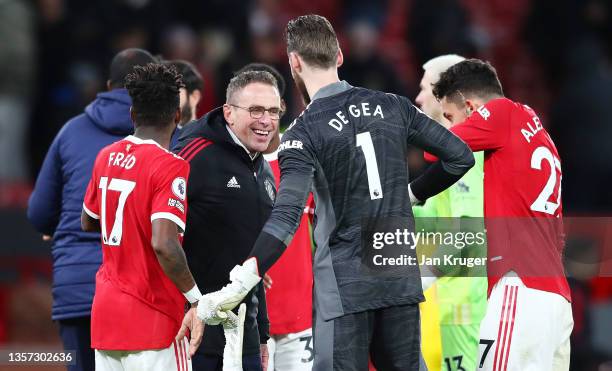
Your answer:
[226,70,278,103]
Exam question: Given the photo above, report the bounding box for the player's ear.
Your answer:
[174,107,181,125]
[223,104,233,125]
[129,106,136,123]
[336,48,344,68]
[107,80,113,91]
[465,99,476,116]
[191,90,202,107]
[289,52,301,73]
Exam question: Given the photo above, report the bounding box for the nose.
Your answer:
[258,112,274,126]
[415,91,424,107]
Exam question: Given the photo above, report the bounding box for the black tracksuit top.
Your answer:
[173,107,276,356]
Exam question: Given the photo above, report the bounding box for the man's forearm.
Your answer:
[155,238,197,293]
[249,231,288,274]
[410,158,473,201]
[81,210,101,232]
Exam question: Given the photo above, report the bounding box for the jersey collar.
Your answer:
[124,135,162,148]
[311,80,353,102]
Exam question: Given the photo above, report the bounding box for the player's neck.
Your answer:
[134,125,174,149]
[304,68,341,101]
[478,94,504,107]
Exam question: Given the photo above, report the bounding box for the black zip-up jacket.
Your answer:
[173,107,275,356]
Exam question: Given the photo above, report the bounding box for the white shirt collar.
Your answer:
[124,135,162,148]
[226,125,259,160]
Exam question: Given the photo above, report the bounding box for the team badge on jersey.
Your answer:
[171,177,186,200]
[264,178,275,203]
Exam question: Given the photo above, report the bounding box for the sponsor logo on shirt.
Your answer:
[172,177,187,200]
[278,140,303,151]
[477,106,491,120]
[168,198,185,213]
[227,176,241,188]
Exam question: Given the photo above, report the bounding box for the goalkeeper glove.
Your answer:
[221,303,247,371]
[197,257,261,325]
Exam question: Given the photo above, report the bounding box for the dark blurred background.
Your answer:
[0,0,611,370]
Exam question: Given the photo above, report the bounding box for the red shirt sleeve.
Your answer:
[150,156,190,233]
[83,154,101,219]
[424,98,511,162]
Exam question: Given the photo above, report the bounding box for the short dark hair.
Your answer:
[125,63,184,127]
[108,48,156,89]
[286,14,339,69]
[167,60,203,94]
[432,59,504,105]
[235,63,286,96]
[226,70,278,103]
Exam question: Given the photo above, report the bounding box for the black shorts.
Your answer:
[313,303,425,371]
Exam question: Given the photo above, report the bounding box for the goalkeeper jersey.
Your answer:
[414,151,487,325]
[247,80,475,320]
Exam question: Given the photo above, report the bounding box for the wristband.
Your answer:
[184,285,203,304]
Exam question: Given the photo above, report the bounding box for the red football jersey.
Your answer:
[427,98,570,301]
[83,135,190,350]
[264,150,314,335]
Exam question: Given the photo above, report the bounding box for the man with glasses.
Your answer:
[196,15,475,370]
[172,70,282,371]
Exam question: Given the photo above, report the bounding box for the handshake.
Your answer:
[196,257,262,325]
[178,258,261,370]
[187,257,261,370]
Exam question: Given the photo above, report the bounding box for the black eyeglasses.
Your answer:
[229,104,283,120]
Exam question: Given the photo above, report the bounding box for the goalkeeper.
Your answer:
[197,15,476,371]
[413,54,488,371]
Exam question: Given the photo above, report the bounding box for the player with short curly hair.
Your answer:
[82,62,204,371]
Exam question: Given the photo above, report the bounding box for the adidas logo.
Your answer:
[227,176,241,188]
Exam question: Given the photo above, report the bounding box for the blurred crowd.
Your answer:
[1,0,612,369]
[1,0,611,212]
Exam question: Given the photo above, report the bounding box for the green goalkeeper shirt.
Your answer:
[414,151,487,325]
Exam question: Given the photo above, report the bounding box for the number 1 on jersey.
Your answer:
[99,177,136,246]
[356,132,383,200]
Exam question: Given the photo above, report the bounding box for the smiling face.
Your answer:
[224,82,281,153]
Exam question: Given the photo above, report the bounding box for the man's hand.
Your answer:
[222,303,247,371]
[263,274,273,290]
[197,258,261,324]
[175,305,204,358]
[260,343,269,370]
